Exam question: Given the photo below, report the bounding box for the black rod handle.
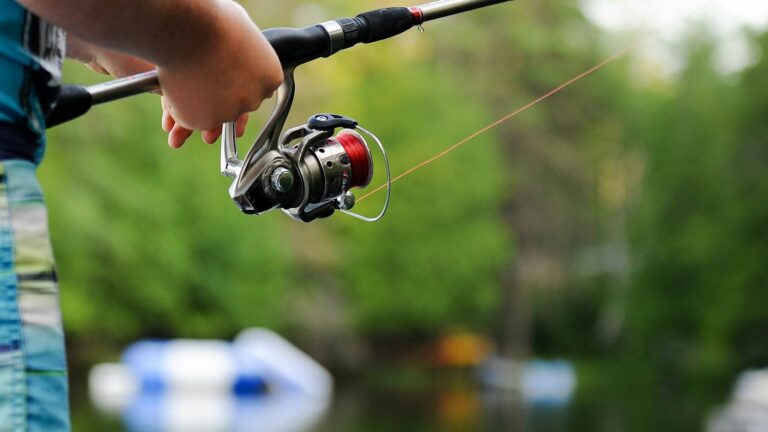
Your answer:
[46,85,93,129]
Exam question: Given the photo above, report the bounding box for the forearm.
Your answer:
[19,0,229,69]
[65,35,96,63]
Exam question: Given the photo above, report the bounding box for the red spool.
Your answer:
[336,130,373,189]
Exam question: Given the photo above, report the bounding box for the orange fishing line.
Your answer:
[357,4,707,204]
[357,44,635,203]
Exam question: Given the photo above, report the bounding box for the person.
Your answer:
[0,0,282,429]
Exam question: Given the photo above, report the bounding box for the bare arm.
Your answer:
[21,0,264,74]
[19,0,282,132]
[65,36,94,64]
[65,35,154,77]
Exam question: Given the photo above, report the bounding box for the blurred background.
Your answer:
[44,0,768,430]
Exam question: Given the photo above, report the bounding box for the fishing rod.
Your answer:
[47,0,513,222]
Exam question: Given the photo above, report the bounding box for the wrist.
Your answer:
[152,1,283,131]
[153,0,238,72]
[66,35,97,63]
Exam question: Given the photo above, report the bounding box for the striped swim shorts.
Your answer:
[0,159,69,431]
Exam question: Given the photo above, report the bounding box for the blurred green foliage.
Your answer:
[624,33,768,391]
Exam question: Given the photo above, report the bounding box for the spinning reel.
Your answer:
[220,72,390,223]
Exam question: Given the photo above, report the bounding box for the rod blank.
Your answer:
[416,0,512,22]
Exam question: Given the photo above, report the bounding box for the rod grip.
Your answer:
[264,26,331,69]
[46,85,93,129]
[355,7,414,44]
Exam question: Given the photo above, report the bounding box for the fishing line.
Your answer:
[357,4,709,204]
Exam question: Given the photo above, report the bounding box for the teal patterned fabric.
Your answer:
[0,2,29,125]
[0,3,70,429]
[0,0,65,163]
[0,160,69,431]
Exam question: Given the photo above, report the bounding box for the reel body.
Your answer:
[221,71,390,223]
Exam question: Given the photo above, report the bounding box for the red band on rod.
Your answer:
[409,7,424,25]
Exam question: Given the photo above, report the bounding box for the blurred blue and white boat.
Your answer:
[707,368,768,432]
[477,356,577,406]
[89,328,333,432]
